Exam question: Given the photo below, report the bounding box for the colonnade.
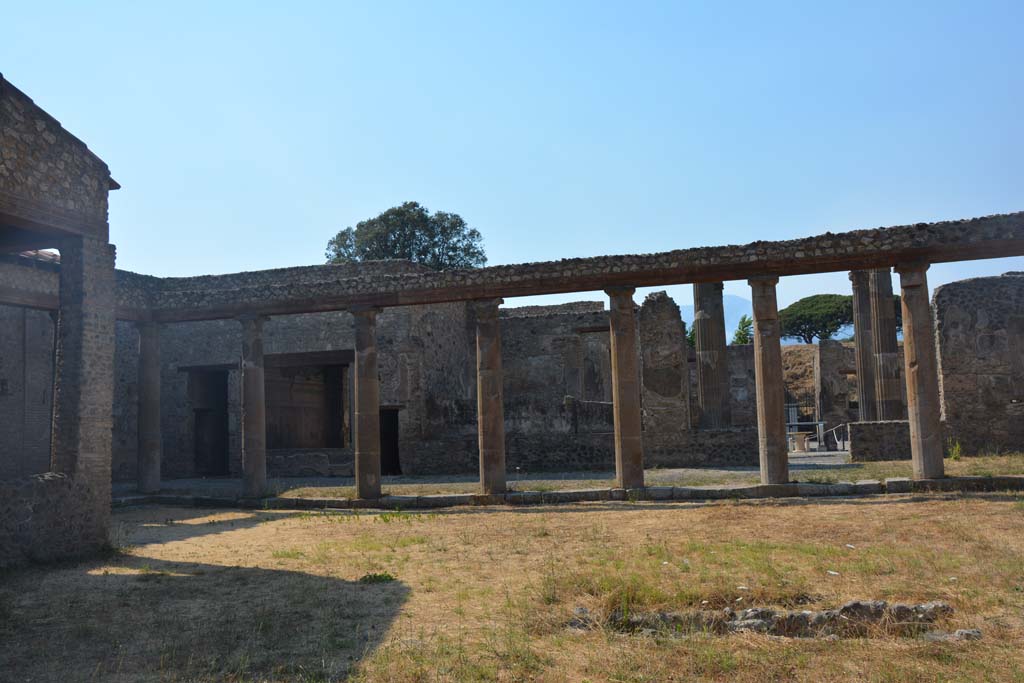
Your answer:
[133,264,946,498]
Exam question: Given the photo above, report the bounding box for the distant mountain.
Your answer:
[679,294,752,340]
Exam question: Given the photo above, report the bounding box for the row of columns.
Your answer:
[133,264,945,498]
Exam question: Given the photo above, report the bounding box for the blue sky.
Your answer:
[3,1,1022,315]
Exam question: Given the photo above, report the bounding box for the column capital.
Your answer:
[135,319,160,332]
[894,261,930,285]
[849,269,870,286]
[605,286,636,298]
[472,298,504,319]
[747,275,780,287]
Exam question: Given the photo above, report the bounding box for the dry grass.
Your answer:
[277,453,1024,499]
[2,494,1024,681]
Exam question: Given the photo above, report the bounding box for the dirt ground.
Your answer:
[2,494,1023,682]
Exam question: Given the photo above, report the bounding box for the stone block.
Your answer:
[471,493,506,506]
[853,479,883,494]
[826,482,855,496]
[379,495,419,509]
[672,486,701,500]
[885,478,913,493]
[645,486,674,500]
[911,478,959,493]
[416,494,474,508]
[505,491,543,505]
[759,483,800,498]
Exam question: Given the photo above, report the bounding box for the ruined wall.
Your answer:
[498,304,609,433]
[815,340,856,441]
[639,292,691,435]
[849,421,911,461]
[0,473,107,568]
[0,76,113,237]
[783,345,817,400]
[727,344,757,428]
[685,344,756,429]
[935,272,1024,453]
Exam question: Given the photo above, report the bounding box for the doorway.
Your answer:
[380,408,401,476]
[190,370,229,476]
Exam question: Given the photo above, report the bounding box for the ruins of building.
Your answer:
[935,272,1024,453]
[3,73,1024,566]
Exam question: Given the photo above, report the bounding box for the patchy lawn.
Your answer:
[276,453,1024,499]
[2,494,1023,681]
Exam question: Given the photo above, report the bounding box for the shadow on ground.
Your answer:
[111,507,303,547]
[0,544,407,682]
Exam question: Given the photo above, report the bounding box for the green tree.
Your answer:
[686,324,696,348]
[326,201,486,270]
[779,294,854,344]
[731,314,753,344]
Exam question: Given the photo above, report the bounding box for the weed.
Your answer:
[946,438,963,461]
[358,572,396,584]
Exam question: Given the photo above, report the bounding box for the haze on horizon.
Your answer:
[2,1,1021,311]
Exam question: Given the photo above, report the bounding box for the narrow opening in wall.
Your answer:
[190,370,229,476]
[380,407,401,475]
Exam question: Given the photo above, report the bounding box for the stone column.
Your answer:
[136,321,162,494]
[692,282,732,428]
[353,306,382,499]
[239,315,268,498]
[749,276,788,485]
[895,263,944,479]
[869,269,904,420]
[606,287,645,489]
[50,235,116,546]
[474,298,506,494]
[849,270,878,421]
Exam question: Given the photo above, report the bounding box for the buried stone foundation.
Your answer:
[580,599,964,640]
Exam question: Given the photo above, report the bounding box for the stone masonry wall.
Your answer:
[113,300,475,480]
[0,75,113,237]
[935,272,1024,453]
[134,213,1024,318]
[816,340,856,443]
[0,472,107,568]
[727,344,757,428]
[849,421,911,461]
[640,292,691,435]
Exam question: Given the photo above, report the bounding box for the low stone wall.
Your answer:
[113,475,1024,511]
[646,428,760,468]
[0,473,107,568]
[849,421,911,461]
[400,427,758,476]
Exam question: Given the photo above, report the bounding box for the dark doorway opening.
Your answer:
[380,408,401,476]
[190,370,229,476]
